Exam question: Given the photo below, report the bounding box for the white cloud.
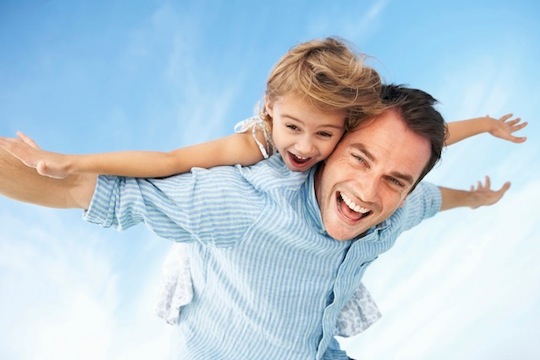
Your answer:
[0,208,117,359]
[0,203,172,359]
[340,176,540,359]
[327,0,390,43]
[364,0,391,22]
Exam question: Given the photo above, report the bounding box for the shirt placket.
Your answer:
[315,231,380,359]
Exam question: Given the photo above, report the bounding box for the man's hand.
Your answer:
[0,134,96,209]
[468,176,510,209]
[0,132,72,179]
[439,176,511,211]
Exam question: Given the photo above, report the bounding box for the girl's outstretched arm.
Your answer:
[5,130,267,179]
[446,113,527,146]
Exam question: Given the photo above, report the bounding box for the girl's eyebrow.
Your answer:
[283,114,344,129]
[319,124,345,130]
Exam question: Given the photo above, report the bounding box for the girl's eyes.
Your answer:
[286,124,299,131]
[283,123,338,140]
[285,125,333,138]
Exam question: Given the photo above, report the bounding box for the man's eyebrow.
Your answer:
[351,144,375,161]
[389,171,415,186]
[352,144,415,185]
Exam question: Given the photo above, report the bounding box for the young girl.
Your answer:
[7,38,527,337]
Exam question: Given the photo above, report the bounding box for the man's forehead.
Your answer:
[344,110,403,142]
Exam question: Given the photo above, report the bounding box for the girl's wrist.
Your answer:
[481,115,495,133]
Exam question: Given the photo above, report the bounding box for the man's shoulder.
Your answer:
[187,155,308,193]
[383,182,441,230]
[239,155,309,192]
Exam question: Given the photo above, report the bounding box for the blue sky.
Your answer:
[0,0,539,359]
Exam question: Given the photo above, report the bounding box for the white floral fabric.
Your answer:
[154,243,192,324]
[335,282,382,337]
[233,115,275,158]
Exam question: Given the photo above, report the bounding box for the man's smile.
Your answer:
[337,192,372,222]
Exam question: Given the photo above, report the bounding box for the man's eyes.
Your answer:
[387,177,405,188]
[352,153,367,165]
[351,152,406,189]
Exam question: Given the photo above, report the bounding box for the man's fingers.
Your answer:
[16,131,40,149]
[484,175,491,189]
[499,113,513,121]
[512,121,528,131]
[500,181,511,193]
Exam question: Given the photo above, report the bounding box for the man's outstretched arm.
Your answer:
[0,141,96,209]
[439,176,510,211]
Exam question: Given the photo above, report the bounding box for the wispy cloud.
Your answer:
[304,0,391,44]
[0,203,171,359]
[121,2,248,146]
[0,207,117,359]
[340,175,540,358]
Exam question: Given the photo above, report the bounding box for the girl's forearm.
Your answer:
[71,132,266,178]
[446,117,491,146]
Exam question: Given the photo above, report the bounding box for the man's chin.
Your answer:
[325,225,364,241]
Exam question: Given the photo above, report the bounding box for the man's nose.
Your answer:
[358,176,380,203]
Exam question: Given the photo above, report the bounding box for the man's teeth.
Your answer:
[341,193,370,214]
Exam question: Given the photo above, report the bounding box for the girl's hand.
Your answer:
[487,113,527,143]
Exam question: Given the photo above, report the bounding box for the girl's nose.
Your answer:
[296,137,314,155]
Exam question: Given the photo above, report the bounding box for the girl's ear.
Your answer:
[264,96,273,117]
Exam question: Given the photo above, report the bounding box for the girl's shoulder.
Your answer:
[234,116,275,159]
[233,115,268,133]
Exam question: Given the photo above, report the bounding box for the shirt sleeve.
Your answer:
[321,338,353,360]
[83,166,262,247]
[398,181,442,232]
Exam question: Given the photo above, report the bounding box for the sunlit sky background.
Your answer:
[1,1,539,359]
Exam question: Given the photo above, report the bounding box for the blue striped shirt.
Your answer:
[84,155,441,359]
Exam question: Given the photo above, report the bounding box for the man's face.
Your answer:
[315,109,431,241]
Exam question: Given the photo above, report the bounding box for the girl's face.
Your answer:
[267,94,346,172]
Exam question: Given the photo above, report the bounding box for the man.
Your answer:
[0,85,509,359]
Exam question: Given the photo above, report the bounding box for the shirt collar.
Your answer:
[304,167,326,235]
[304,166,390,240]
